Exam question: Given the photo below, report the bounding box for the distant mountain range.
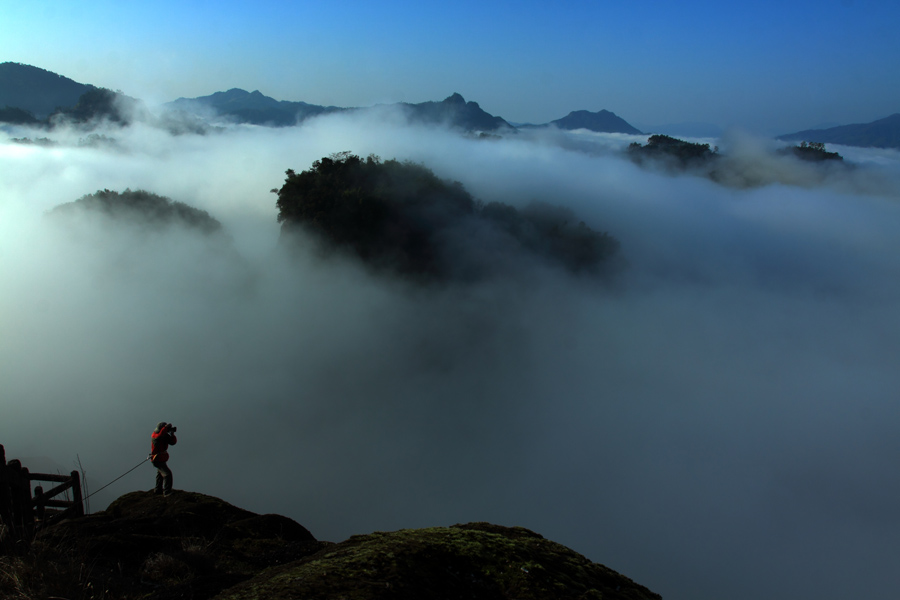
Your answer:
[778,114,900,150]
[168,89,646,135]
[2,62,898,148]
[169,89,513,131]
[0,62,637,134]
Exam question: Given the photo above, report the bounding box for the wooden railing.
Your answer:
[0,444,84,544]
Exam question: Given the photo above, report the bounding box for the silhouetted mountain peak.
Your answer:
[444,92,467,105]
[401,93,510,131]
[570,109,612,117]
[550,109,642,134]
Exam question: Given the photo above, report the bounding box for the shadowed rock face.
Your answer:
[214,522,662,600]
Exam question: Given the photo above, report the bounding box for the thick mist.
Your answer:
[3,115,900,600]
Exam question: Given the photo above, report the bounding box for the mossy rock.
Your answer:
[213,522,660,600]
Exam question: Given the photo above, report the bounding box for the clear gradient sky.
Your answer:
[2,0,899,133]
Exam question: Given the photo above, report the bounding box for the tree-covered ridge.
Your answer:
[0,105,40,125]
[49,189,223,234]
[625,134,851,188]
[627,134,718,166]
[0,62,94,118]
[0,87,142,128]
[53,88,141,125]
[0,63,139,128]
[779,140,843,162]
[274,153,619,280]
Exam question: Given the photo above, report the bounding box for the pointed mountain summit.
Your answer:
[0,62,94,118]
[778,113,900,149]
[402,92,512,131]
[550,109,642,134]
[445,92,466,104]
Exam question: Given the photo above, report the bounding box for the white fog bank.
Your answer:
[2,116,900,600]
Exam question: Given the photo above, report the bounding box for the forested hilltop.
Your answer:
[49,189,224,234]
[625,134,852,188]
[0,62,94,118]
[36,158,622,288]
[274,153,621,281]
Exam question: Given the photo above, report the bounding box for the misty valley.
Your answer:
[3,64,900,600]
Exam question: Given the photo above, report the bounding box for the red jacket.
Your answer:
[151,425,177,462]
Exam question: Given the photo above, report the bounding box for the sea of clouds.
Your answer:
[2,112,900,600]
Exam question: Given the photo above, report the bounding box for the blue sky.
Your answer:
[2,0,899,133]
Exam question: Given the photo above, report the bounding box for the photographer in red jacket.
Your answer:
[150,422,178,496]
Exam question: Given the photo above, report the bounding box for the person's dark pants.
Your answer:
[153,460,173,494]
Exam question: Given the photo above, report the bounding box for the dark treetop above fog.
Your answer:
[626,134,850,188]
[274,153,620,281]
[48,189,224,235]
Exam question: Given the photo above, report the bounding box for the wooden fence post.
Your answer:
[0,446,86,539]
[0,444,10,548]
[18,467,34,539]
[2,460,31,541]
[33,485,45,522]
[69,470,84,517]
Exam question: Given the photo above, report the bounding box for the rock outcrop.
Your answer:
[1,491,661,600]
[216,521,661,600]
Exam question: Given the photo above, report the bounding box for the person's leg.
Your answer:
[153,461,172,494]
[153,461,164,493]
[161,463,173,494]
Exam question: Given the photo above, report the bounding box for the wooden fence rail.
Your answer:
[0,444,84,545]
